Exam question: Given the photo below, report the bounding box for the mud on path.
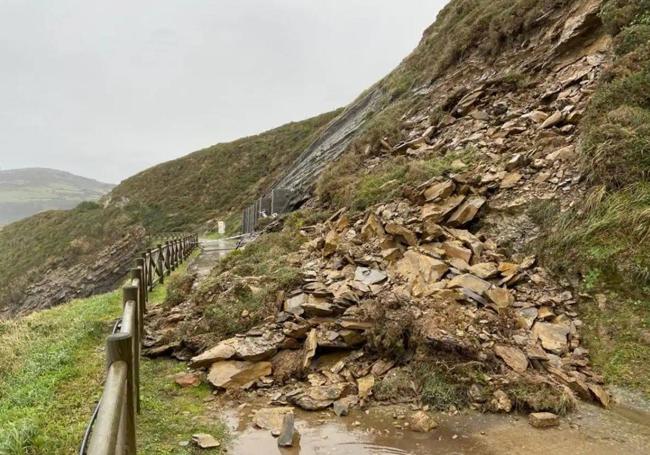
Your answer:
[209,398,650,455]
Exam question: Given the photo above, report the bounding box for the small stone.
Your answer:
[447,274,491,295]
[354,266,387,285]
[357,374,375,400]
[424,180,456,202]
[385,223,418,246]
[528,412,560,428]
[469,263,498,279]
[174,372,201,388]
[540,111,563,129]
[486,287,514,309]
[192,433,220,449]
[277,412,295,447]
[408,411,438,432]
[302,329,318,369]
[490,390,512,413]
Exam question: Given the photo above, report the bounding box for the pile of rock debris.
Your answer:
[172,175,609,421]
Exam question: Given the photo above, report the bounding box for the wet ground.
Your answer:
[188,238,237,283]
[215,399,650,455]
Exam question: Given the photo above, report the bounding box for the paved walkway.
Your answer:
[188,238,237,284]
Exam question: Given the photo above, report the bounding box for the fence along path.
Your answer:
[80,233,198,455]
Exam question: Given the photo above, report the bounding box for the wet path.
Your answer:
[187,237,237,284]
[209,399,650,455]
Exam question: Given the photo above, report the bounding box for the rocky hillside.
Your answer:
[0,111,339,317]
[0,168,113,225]
[144,0,649,428]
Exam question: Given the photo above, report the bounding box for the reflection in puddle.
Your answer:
[221,403,488,455]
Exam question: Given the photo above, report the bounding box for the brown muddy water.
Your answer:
[214,399,650,455]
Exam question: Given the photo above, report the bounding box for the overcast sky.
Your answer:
[0,0,447,183]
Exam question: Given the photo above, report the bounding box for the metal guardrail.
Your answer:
[79,233,198,455]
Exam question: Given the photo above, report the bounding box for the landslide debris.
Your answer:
[143,0,622,420]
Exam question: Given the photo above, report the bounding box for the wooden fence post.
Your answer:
[164,241,172,275]
[107,333,136,455]
[123,285,140,415]
[156,244,164,284]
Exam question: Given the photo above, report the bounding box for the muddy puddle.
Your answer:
[213,399,650,455]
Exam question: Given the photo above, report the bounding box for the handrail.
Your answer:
[80,233,198,455]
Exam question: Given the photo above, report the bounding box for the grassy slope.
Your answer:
[109,110,341,233]
[0,258,226,454]
[0,203,138,310]
[0,110,339,313]
[534,0,650,396]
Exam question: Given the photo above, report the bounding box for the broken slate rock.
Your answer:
[486,287,515,309]
[494,345,528,373]
[447,196,486,226]
[189,342,236,368]
[490,390,513,413]
[207,360,272,389]
[192,433,220,449]
[302,329,318,369]
[284,293,307,316]
[357,374,375,400]
[423,180,456,202]
[469,262,498,279]
[533,322,570,355]
[354,266,387,286]
[385,223,418,246]
[233,332,285,361]
[392,250,449,297]
[528,412,560,428]
[277,412,295,447]
[447,273,491,295]
[409,411,438,432]
[253,407,294,434]
[289,384,346,411]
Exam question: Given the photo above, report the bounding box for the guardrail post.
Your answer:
[164,241,171,275]
[108,333,136,455]
[123,284,141,414]
[135,259,147,312]
[156,244,164,284]
[146,249,154,291]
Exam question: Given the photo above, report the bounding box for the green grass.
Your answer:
[317,147,475,211]
[532,1,650,396]
[138,359,227,454]
[0,257,224,454]
[110,110,342,233]
[0,291,122,454]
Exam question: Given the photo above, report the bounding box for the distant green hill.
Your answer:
[0,168,114,225]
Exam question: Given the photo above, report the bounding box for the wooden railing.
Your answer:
[80,233,198,455]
